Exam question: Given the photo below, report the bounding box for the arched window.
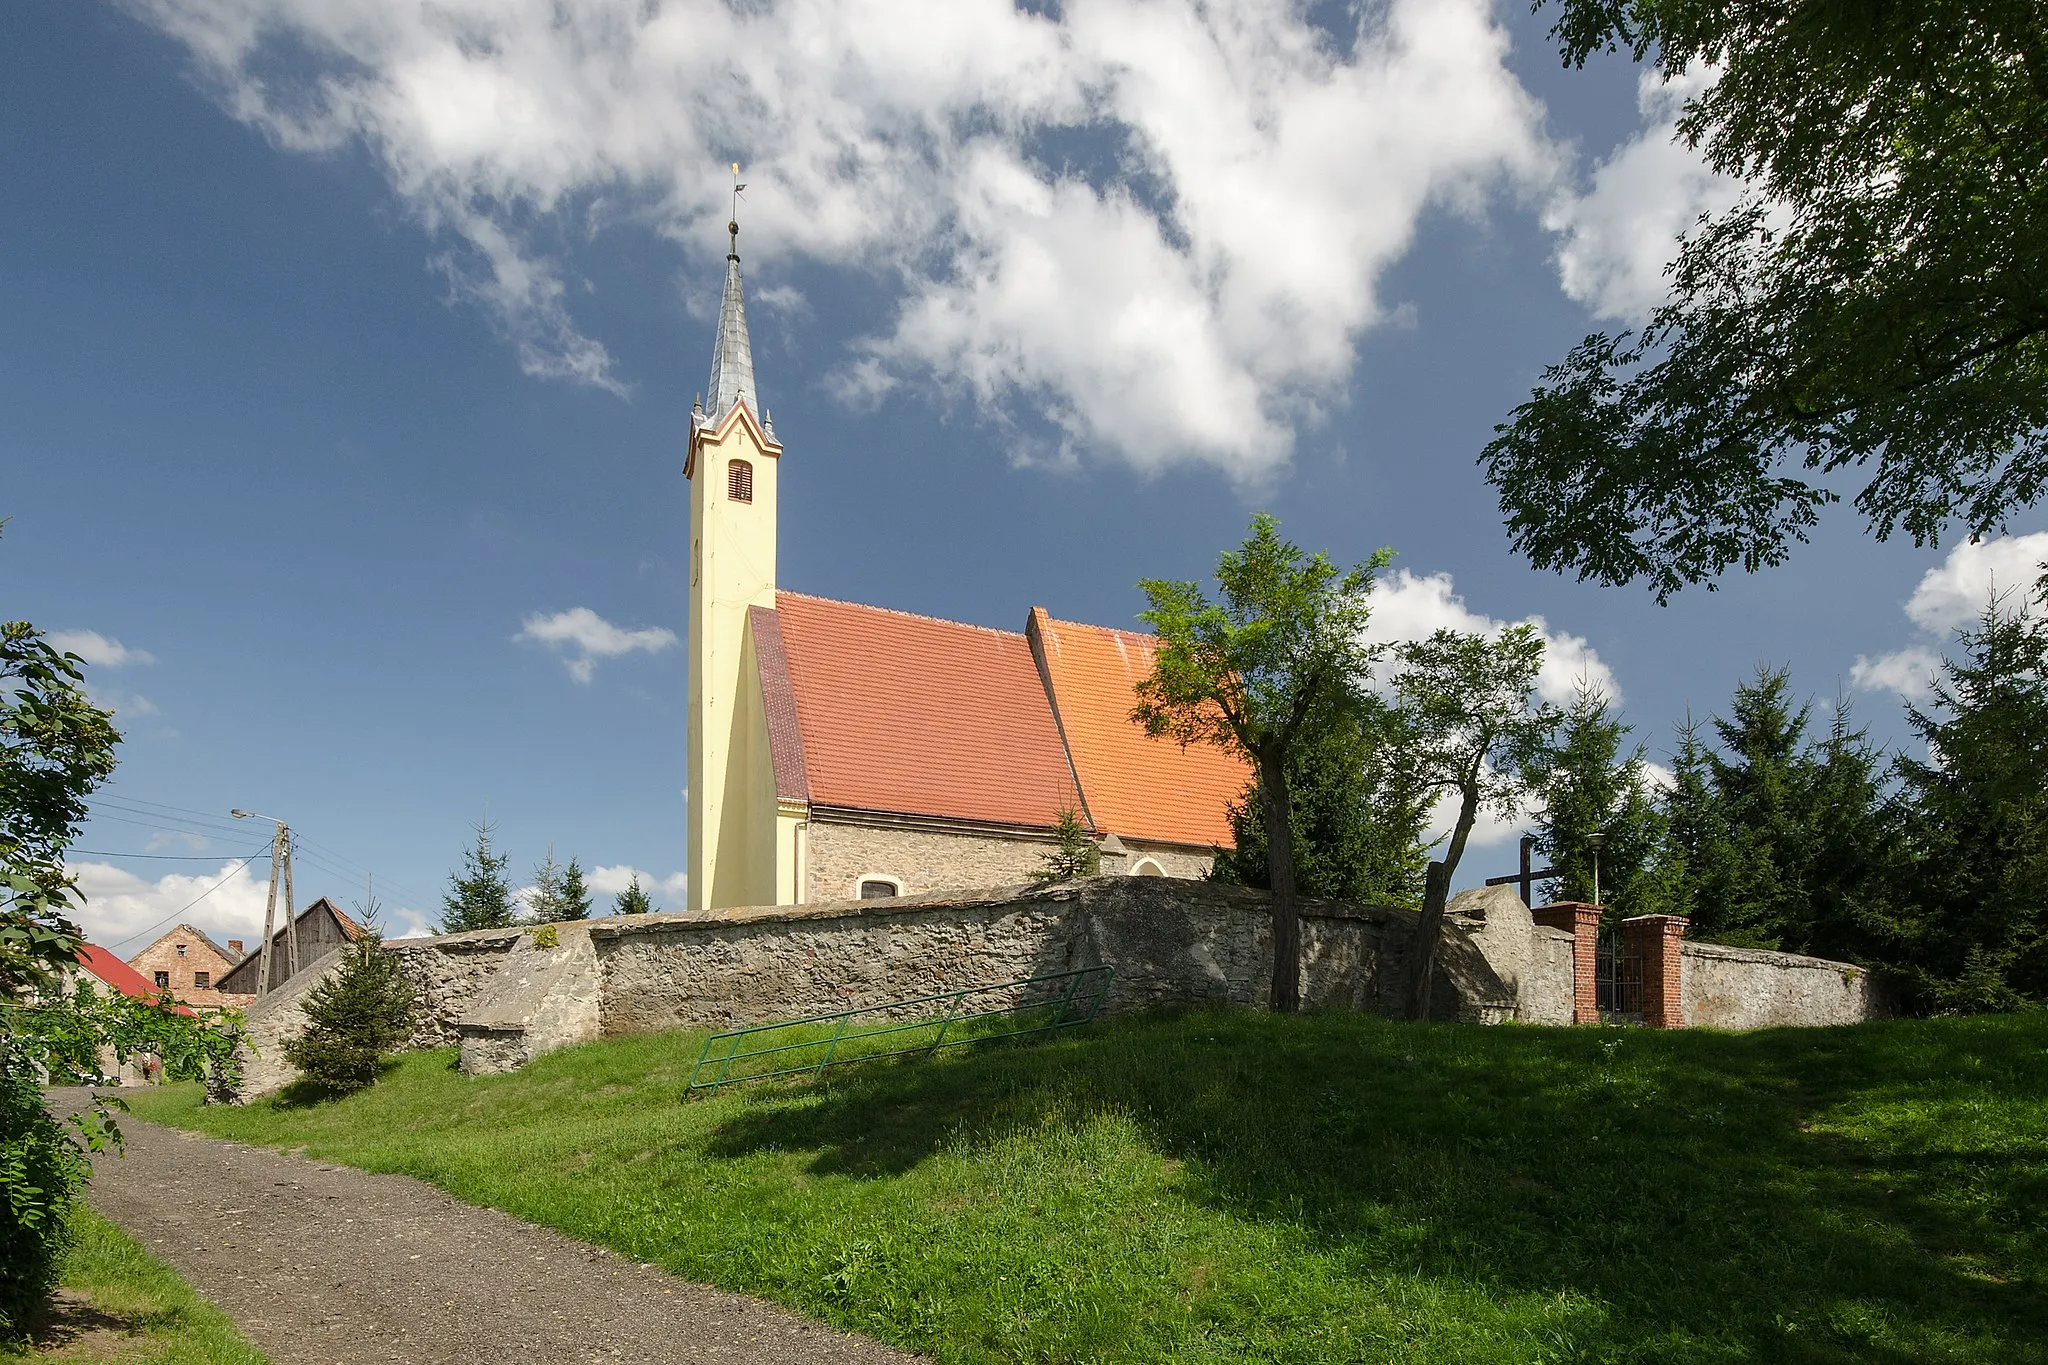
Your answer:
[727,458,753,503]
[1131,858,1165,877]
[858,877,901,899]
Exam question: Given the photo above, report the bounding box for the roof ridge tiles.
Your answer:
[775,590,1029,642]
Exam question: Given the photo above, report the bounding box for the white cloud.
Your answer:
[1850,647,1943,701]
[587,862,687,912]
[127,0,1559,479]
[1544,66,1740,323]
[1850,533,2048,699]
[65,858,437,954]
[49,631,156,668]
[1363,569,1619,707]
[1900,532,2048,634]
[516,606,677,683]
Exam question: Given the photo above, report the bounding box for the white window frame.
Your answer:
[1130,857,1166,877]
[855,874,903,899]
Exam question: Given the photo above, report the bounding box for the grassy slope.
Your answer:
[131,1012,2046,1365]
[0,1207,269,1364]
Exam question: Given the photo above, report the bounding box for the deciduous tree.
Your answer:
[1486,1,2048,599]
[1392,626,1557,1019]
[1134,515,1388,1012]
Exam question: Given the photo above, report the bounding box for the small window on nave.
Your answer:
[859,878,900,899]
[728,458,753,503]
[1131,858,1166,877]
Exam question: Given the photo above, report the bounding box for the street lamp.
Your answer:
[232,810,299,995]
[1587,830,1606,909]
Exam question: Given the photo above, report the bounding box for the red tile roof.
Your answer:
[774,593,1080,828]
[74,944,168,1001]
[1029,609,1249,849]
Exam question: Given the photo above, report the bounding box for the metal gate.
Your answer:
[1595,925,1644,1024]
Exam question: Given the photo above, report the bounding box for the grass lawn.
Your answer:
[0,1206,269,1364]
[130,1010,2046,1364]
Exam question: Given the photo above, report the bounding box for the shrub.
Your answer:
[282,934,416,1099]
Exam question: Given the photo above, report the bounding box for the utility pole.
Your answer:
[233,809,299,996]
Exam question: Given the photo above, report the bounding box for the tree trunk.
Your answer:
[1260,741,1301,1014]
[1408,782,1480,1021]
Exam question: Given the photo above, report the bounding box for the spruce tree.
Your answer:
[1033,805,1101,881]
[1528,687,1668,916]
[526,845,566,923]
[438,822,515,933]
[559,858,592,921]
[613,874,654,916]
[281,928,417,1096]
[1891,594,2048,1009]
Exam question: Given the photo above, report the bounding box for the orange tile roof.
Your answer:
[1028,608,1250,848]
[774,593,1081,828]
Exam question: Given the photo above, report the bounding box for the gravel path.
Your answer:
[61,1095,923,1365]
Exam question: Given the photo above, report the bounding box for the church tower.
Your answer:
[686,215,783,912]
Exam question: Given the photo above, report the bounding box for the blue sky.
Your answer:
[8,0,2037,948]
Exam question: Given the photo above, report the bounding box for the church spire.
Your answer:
[705,203,756,422]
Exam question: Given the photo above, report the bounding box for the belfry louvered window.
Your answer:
[727,459,753,503]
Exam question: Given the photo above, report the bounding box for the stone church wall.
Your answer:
[805,818,1216,901]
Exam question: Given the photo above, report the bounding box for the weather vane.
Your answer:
[731,162,746,225]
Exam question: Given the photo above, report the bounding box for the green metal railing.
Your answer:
[686,964,1114,1095]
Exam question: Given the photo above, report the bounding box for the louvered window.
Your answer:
[728,459,753,503]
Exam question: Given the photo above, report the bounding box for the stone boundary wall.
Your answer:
[1682,940,1891,1029]
[225,876,1891,1097]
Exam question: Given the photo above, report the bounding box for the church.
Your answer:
[685,217,1250,912]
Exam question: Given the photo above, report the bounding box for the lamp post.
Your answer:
[1587,830,1606,909]
[232,810,298,995]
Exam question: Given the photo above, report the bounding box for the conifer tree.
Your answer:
[1528,687,1669,916]
[558,858,592,921]
[1033,805,1101,881]
[281,926,417,1097]
[438,822,515,933]
[612,874,654,916]
[1890,593,2048,1009]
[1212,703,1430,906]
[525,845,566,923]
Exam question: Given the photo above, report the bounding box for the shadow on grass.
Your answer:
[269,1057,407,1109]
[704,1011,2048,1362]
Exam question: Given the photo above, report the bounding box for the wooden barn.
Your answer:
[215,897,363,995]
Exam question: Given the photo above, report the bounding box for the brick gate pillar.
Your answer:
[1620,914,1689,1028]
[1531,902,1602,1024]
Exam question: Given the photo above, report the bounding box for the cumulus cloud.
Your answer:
[1851,533,2048,699]
[65,858,437,953]
[127,0,1558,478]
[1544,66,1741,323]
[1363,568,1619,707]
[586,862,687,912]
[48,631,156,668]
[517,606,677,683]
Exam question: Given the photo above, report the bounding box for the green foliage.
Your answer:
[1663,667,1889,955]
[531,923,559,950]
[1032,806,1100,882]
[1211,704,1429,905]
[1,603,120,997]
[1487,1,2048,598]
[280,932,416,1099]
[131,1012,2048,1363]
[438,822,514,933]
[0,1032,99,1340]
[558,858,592,922]
[612,874,654,916]
[1527,687,1671,915]
[1888,593,2048,1010]
[1133,514,1391,1009]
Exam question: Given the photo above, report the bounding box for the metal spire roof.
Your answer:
[705,219,756,423]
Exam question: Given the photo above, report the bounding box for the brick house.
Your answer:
[127,924,252,1008]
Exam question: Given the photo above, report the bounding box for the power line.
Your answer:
[67,849,255,861]
[100,849,268,951]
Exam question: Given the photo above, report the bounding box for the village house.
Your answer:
[214,897,362,995]
[686,218,1249,912]
[126,923,252,1009]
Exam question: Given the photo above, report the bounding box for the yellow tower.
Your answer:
[686,215,784,911]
